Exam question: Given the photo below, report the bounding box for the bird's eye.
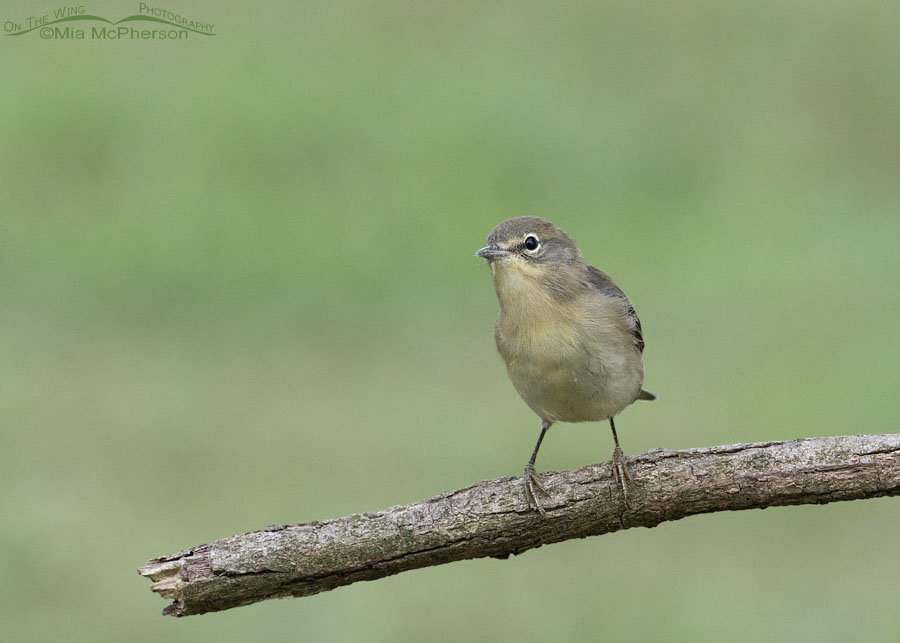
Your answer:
[524,235,540,251]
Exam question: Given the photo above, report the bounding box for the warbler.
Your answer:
[476,216,655,514]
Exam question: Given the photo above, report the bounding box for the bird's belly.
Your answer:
[495,301,644,424]
[504,348,642,423]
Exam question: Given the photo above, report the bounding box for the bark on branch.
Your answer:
[139,433,900,616]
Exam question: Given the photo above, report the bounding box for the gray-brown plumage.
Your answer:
[476,216,655,514]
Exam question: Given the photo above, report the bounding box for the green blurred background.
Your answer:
[2,1,899,640]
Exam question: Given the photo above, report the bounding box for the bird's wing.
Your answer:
[584,264,645,353]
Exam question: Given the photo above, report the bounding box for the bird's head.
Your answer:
[476,216,585,303]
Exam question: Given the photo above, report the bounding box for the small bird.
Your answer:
[476,216,655,514]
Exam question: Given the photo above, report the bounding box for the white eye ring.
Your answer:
[523,234,540,252]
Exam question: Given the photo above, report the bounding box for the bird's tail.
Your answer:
[637,389,657,401]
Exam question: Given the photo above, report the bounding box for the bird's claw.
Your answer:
[611,445,631,503]
[523,462,550,516]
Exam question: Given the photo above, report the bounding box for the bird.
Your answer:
[476,216,655,515]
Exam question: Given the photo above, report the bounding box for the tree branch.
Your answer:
[139,433,900,616]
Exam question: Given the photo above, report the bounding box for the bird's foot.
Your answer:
[611,445,632,503]
[523,462,550,516]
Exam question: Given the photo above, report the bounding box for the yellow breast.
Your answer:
[489,258,643,422]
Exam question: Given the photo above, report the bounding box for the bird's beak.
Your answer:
[476,245,510,261]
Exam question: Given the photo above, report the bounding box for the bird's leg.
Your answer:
[523,419,552,515]
[609,416,631,501]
